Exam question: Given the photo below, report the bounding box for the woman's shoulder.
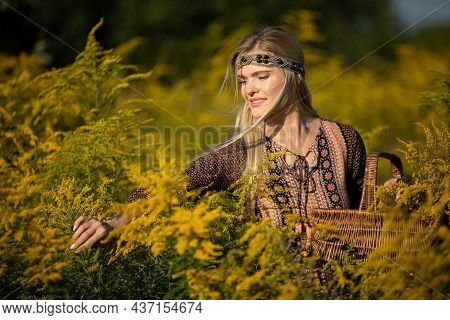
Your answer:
[319,117,366,162]
[320,117,363,141]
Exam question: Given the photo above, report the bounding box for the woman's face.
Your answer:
[237,57,286,118]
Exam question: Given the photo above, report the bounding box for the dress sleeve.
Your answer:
[185,138,247,192]
[127,138,247,203]
[346,128,366,209]
[127,188,149,203]
[337,124,366,209]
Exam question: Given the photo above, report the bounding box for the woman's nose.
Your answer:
[245,80,258,96]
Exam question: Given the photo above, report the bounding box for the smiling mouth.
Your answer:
[249,98,267,107]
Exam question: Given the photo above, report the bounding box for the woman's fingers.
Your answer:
[71,219,97,250]
[295,223,302,234]
[384,177,398,186]
[73,215,90,232]
[305,223,312,239]
[295,222,313,256]
[71,219,111,252]
[74,228,108,253]
[305,223,312,245]
[72,219,94,240]
[71,225,95,251]
[384,178,395,186]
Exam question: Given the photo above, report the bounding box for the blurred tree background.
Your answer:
[3,0,448,75]
[0,0,400,72]
[0,0,448,299]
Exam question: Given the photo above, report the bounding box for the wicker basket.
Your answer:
[309,152,426,261]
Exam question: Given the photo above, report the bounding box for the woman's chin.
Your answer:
[250,106,271,118]
[250,111,264,118]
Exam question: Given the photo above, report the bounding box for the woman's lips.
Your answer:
[249,98,267,107]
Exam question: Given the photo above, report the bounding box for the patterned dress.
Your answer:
[128,118,366,225]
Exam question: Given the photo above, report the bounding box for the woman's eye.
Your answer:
[238,80,247,85]
[258,75,269,80]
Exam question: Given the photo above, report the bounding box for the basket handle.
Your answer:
[358,152,404,212]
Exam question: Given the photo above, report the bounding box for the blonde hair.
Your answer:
[216,26,318,175]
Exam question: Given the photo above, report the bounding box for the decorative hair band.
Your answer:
[235,54,305,78]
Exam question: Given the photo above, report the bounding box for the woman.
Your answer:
[71,26,368,253]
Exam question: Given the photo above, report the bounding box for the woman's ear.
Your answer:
[296,74,302,84]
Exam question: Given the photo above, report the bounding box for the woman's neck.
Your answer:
[264,110,320,155]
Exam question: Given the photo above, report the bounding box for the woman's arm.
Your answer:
[70,214,131,253]
[186,138,247,192]
[344,126,367,209]
[71,138,247,252]
[70,188,148,252]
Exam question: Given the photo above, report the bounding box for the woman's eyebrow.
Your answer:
[237,70,271,79]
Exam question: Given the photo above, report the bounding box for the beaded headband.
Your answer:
[235,54,305,78]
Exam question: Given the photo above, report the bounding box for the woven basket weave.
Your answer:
[309,152,426,261]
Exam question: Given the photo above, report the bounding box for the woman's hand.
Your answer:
[295,222,312,256]
[71,216,113,253]
[384,174,410,187]
[383,177,400,186]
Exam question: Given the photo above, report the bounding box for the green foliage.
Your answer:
[184,219,316,300]
[419,71,449,125]
[0,21,153,297]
